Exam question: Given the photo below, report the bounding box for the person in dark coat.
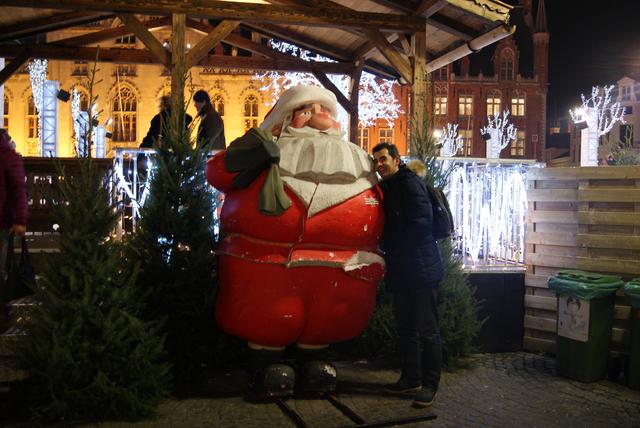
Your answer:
[372,142,443,409]
[140,95,193,148]
[0,129,27,304]
[192,90,225,151]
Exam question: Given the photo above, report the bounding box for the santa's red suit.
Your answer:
[206,86,384,349]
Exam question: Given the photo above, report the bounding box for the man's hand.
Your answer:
[9,224,26,237]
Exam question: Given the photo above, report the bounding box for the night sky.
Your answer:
[545,0,640,121]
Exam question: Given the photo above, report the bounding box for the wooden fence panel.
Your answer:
[525,166,640,356]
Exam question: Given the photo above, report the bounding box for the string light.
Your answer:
[27,59,48,153]
[480,109,517,159]
[437,123,463,157]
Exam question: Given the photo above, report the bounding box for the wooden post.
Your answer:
[349,61,363,146]
[171,13,186,120]
[411,29,427,146]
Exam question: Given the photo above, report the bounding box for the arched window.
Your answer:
[499,49,514,80]
[511,91,525,116]
[111,86,137,144]
[434,85,447,116]
[3,94,9,129]
[243,94,259,132]
[212,93,225,119]
[26,96,39,154]
[486,91,501,117]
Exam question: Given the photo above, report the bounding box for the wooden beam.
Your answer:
[0,50,29,85]
[185,20,240,70]
[416,0,447,17]
[446,0,511,23]
[362,28,412,83]
[171,13,186,114]
[311,69,355,115]
[348,62,363,145]
[0,11,112,43]
[0,0,426,32]
[117,13,171,67]
[352,33,401,61]
[56,16,171,47]
[427,14,476,41]
[411,31,427,129]
[0,43,356,73]
[366,0,413,13]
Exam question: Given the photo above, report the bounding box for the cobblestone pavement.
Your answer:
[76,352,639,427]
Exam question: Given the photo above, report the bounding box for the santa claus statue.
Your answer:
[206,85,384,397]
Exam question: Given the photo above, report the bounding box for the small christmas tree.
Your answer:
[15,158,169,421]
[127,103,222,380]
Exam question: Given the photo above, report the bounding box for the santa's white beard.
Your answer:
[276,126,378,217]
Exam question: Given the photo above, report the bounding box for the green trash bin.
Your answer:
[624,279,640,389]
[548,270,623,382]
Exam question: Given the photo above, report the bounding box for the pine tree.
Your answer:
[127,105,221,380]
[15,159,169,422]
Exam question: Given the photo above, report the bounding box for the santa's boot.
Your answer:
[248,345,295,399]
[295,345,337,393]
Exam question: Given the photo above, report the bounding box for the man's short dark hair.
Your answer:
[372,142,400,159]
[193,90,211,104]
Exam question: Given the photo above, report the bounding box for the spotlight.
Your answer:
[57,89,71,102]
[481,132,491,141]
[105,131,113,139]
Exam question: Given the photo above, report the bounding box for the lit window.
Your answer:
[621,86,631,101]
[3,94,9,129]
[358,126,370,151]
[511,130,525,157]
[458,94,473,116]
[26,96,39,155]
[486,95,501,117]
[434,95,447,115]
[379,128,393,144]
[72,61,88,76]
[457,129,473,156]
[111,86,138,145]
[499,50,514,80]
[115,35,136,45]
[243,95,259,132]
[212,94,225,119]
[114,64,137,76]
[511,94,525,116]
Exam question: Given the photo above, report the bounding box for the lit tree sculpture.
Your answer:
[437,123,463,157]
[27,59,48,154]
[481,109,517,159]
[569,85,625,166]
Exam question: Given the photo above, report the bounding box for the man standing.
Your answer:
[372,142,443,408]
[192,90,225,151]
[0,129,27,303]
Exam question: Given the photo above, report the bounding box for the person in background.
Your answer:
[140,95,193,148]
[372,142,444,409]
[0,128,28,302]
[192,90,225,151]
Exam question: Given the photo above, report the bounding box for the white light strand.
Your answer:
[27,59,48,153]
[254,40,402,130]
[446,160,530,268]
[71,89,82,154]
[481,109,517,158]
[438,123,463,157]
[569,85,625,166]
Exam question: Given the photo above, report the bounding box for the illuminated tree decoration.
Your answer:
[569,85,625,166]
[481,109,517,159]
[254,40,402,129]
[436,123,463,157]
[27,59,48,150]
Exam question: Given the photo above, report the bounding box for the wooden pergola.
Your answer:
[0,0,513,142]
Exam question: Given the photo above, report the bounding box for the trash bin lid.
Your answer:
[624,279,640,308]
[548,270,624,300]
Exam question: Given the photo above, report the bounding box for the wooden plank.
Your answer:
[361,28,413,83]
[118,13,171,67]
[527,253,576,270]
[0,11,111,43]
[525,274,551,289]
[312,70,355,114]
[171,13,185,114]
[578,211,640,226]
[523,336,556,353]
[524,315,555,333]
[0,50,29,86]
[417,0,448,17]
[527,231,576,246]
[0,0,426,32]
[614,305,631,321]
[524,294,556,311]
[58,16,171,47]
[579,188,640,203]
[527,166,640,180]
[576,256,640,276]
[411,29,427,126]
[185,20,240,70]
[578,233,640,250]
[528,210,578,225]
[446,0,511,22]
[527,188,578,202]
[348,61,363,145]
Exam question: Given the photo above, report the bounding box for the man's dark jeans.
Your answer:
[393,286,442,391]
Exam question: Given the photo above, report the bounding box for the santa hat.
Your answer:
[260,85,337,133]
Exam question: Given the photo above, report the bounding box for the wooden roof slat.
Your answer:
[0,50,29,85]
[118,13,171,67]
[185,20,240,69]
[0,11,112,43]
[55,16,171,47]
[427,14,476,41]
[417,0,448,17]
[362,28,412,83]
[0,0,426,32]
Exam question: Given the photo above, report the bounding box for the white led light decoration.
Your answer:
[27,59,48,155]
[481,109,517,159]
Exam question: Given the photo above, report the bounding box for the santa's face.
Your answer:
[292,103,338,131]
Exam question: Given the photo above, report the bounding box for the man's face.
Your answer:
[373,148,400,180]
[193,100,205,112]
[292,103,337,130]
